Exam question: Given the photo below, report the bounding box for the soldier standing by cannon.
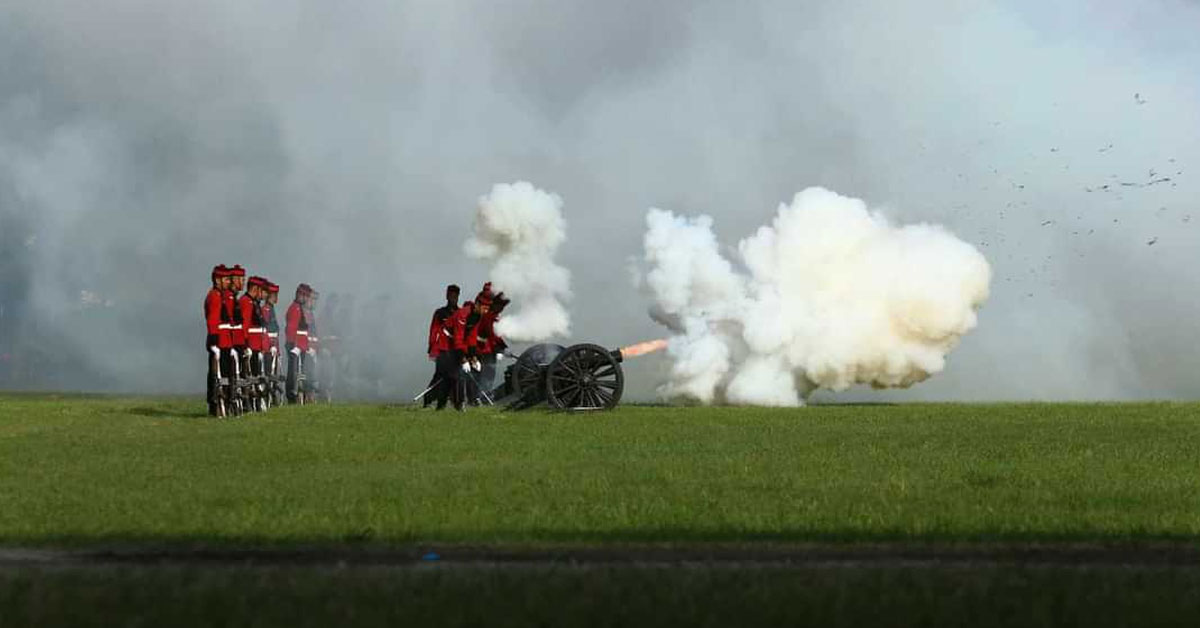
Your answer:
[472,283,509,398]
[428,295,488,411]
[421,284,460,408]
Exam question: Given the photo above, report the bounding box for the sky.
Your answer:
[1,0,1198,401]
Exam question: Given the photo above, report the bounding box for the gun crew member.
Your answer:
[423,284,460,408]
[473,283,510,396]
[450,294,491,409]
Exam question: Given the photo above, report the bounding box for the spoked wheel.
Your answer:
[545,344,624,411]
[511,344,565,400]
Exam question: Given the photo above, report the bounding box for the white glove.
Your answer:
[471,359,482,372]
[461,362,471,374]
[290,347,301,356]
[495,352,505,361]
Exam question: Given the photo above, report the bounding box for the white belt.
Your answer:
[296,330,309,336]
[248,327,265,333]
[231,325,243,330]
[218,324,233,330]
[267,332,279,338]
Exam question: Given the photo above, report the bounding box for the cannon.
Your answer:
[493,343,627,411]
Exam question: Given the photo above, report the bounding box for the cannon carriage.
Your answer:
[493,343,626,411]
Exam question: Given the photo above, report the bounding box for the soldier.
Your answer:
[204,265,233,416]
[262,282,283,405]
[440,295,491,410]
[285,283,313,404]
[305,289,322,400]
[473,283,510,397]
[241,277,268,411]
[226,265,249,413]
[422,284,460,408]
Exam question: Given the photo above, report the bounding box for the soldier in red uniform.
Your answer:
[262,282,282,405]
[473,283,510,397]
[429,294,492,410]
[240,277,269,411]
[204,265,233,416]
[421,284,460,408]
[285,283,314,404]
[224,265,248,413]
[261,282,279,401]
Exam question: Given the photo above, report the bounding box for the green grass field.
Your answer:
[2,394,1199,626]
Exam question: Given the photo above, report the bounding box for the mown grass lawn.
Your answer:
[1,394,1198,546]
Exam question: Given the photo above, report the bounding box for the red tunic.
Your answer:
[475,312,505,356]
[240,295,264,352]
[305,308,319,352]
[285,301,310,351]
[427,305,456,358]
[450,304,484,356]
[204,288,233,348]
[262,303,279,351]
[226,290,245,348]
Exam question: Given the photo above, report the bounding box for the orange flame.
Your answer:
[619,338,669,359]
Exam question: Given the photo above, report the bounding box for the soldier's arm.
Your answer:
[205,293,222,335]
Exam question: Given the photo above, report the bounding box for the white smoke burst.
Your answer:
[464,181,572,341]
[643,187,992,406]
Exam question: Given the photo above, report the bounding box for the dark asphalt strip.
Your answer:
[2,544,1199,569]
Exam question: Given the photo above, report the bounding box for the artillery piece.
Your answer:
[494,343,625,411]
[492,339,666,411]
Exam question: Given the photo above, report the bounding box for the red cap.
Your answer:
[267,282,280,294]
[211,264,229,279]
[248,276,267,289]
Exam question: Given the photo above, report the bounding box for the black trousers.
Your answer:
[286,349,309,403]
[422,366,440,407]
[478,354,497,399]
[206,346,221,415]
[432,350,463,410]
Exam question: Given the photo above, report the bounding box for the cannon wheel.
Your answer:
[512,344,565,399]
[545,344,624,411]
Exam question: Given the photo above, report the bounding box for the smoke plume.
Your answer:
[464,181,571,341]
[644,187,992,406]
[1,1,1198,401]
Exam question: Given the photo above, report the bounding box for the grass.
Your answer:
[0,394,1198,546]
[3,395,1200,626]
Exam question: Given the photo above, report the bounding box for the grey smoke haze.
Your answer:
[1,0,1198,400]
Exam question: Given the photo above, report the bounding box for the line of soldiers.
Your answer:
[422,283,510,411]
[203,264,323,417]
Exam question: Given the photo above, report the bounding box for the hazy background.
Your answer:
[1,0,1198,401]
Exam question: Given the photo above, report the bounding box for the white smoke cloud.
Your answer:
[464,181,572,341]
[644,186,992,406]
